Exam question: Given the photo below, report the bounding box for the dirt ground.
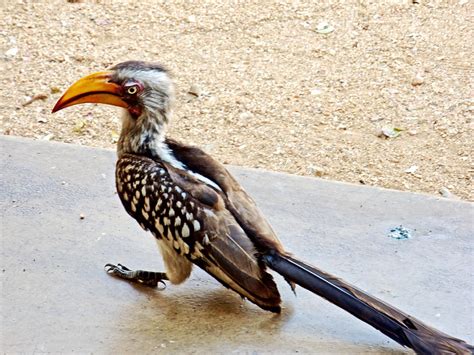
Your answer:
[1,1,472,200]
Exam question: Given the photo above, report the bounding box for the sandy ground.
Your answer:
[1,1,473,200]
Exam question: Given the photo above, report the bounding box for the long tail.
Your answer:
[263,251,473,355]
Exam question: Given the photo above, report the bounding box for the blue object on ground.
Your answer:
[388,225,412,240]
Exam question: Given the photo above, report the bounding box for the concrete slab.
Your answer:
[1,136,472,354]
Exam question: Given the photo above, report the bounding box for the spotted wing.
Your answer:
[165,138,286,255]
[116,154,281,312]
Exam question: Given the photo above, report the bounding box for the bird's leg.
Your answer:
[105,263,168,288]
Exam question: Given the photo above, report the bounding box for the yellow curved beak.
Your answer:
[52,71,127,113]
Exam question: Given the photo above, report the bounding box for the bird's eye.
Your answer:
[127,86,138,95]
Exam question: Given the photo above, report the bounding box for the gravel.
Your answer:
[1,0,473,200]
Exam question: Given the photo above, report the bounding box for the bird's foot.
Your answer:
[105,263,167,289]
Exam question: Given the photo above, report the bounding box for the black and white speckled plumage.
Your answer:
[116,155,201,254]
[116,153,282,311]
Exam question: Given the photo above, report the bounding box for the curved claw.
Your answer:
[104,263,131,278]
[104,263,167,289]
[104,263,118,273]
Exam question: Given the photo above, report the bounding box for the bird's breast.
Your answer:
[115,155,207,258]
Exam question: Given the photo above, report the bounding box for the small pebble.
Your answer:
[439,187,458,199]
[5,47,18,57]
[404,165,418,174]
[411,74,424,86]
[41,133,54,141]
[239,111,253,120]
[315,21,334,34]
[378,127,402,139]
[308,164,325,177]
[79,213,85,220]
[188,84,201,97]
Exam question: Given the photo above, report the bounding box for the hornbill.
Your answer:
[52,61,472,354]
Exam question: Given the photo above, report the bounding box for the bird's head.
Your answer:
[52,61,174,120]
[53,61,175,156]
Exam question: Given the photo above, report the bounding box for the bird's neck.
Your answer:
[117,109,186,170]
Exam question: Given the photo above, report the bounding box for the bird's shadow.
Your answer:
[103,277,408,354]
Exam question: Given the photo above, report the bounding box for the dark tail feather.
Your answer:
[263,252,473,355]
